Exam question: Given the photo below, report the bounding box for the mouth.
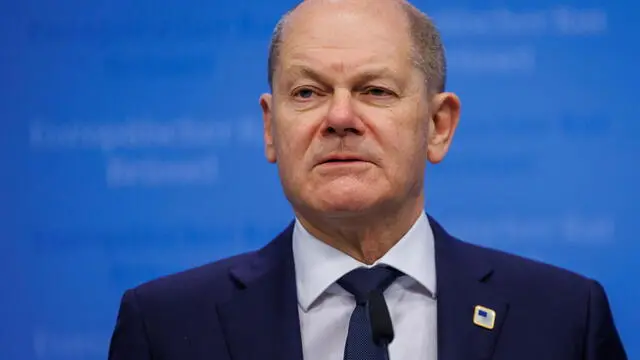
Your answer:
[316,155,371,168]
[321,158,364,164]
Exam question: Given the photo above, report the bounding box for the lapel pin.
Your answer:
[473,305,496,330]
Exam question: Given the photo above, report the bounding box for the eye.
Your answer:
[292,87,318,100]
[362,87,394,97]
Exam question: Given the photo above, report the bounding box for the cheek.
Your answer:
[377,118,428,174]
[273,119,315,170]
[376,113,424,151]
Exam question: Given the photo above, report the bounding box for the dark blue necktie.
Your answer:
[338,266,402,360]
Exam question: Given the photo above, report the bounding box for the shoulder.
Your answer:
[125,250,256,310]
[430,215,595,293]
[453,237,599,302]
[121,223,294,311]
[465,238,593,286]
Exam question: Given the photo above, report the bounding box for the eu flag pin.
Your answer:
[473,305,496,330]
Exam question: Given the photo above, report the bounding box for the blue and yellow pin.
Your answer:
[473,305,496,330]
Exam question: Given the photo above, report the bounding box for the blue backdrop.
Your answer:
[1,0,638,359]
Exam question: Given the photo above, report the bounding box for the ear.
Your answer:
[260,93,277,163]
[427,92,461,164]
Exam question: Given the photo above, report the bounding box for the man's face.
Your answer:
[260,1,459,218]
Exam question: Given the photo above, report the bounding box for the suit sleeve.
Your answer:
[108,289,152,360]
[584,280,627,360]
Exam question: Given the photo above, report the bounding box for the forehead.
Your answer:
[277,2,414,77]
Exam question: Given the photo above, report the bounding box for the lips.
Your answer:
[317,154,369,165]
[322,158,362,163]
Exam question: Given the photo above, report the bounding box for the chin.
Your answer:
[288,178,391,217]
[313,188,382,215]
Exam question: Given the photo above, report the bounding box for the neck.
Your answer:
[296,198,424,265]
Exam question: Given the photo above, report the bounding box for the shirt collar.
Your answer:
[292,212,436,312]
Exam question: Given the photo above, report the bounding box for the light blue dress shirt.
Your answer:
[292,211,437,360]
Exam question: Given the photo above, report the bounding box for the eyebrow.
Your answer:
[283,64,402,87]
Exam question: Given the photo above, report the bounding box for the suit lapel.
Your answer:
[217,224,303,360]
[430,216,509,360]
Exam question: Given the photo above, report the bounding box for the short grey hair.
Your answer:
[267,1,446,94]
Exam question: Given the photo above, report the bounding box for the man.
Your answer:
[108,0,627,359]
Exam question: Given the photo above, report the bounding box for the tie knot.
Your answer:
[337,266,402,304]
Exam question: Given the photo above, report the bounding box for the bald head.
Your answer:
[267,0,446,94]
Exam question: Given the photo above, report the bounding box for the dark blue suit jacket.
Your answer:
[108,216,627,359]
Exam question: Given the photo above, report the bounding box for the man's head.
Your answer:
[259,0,460,221]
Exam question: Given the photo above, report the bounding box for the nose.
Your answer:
[323,90,365,137]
